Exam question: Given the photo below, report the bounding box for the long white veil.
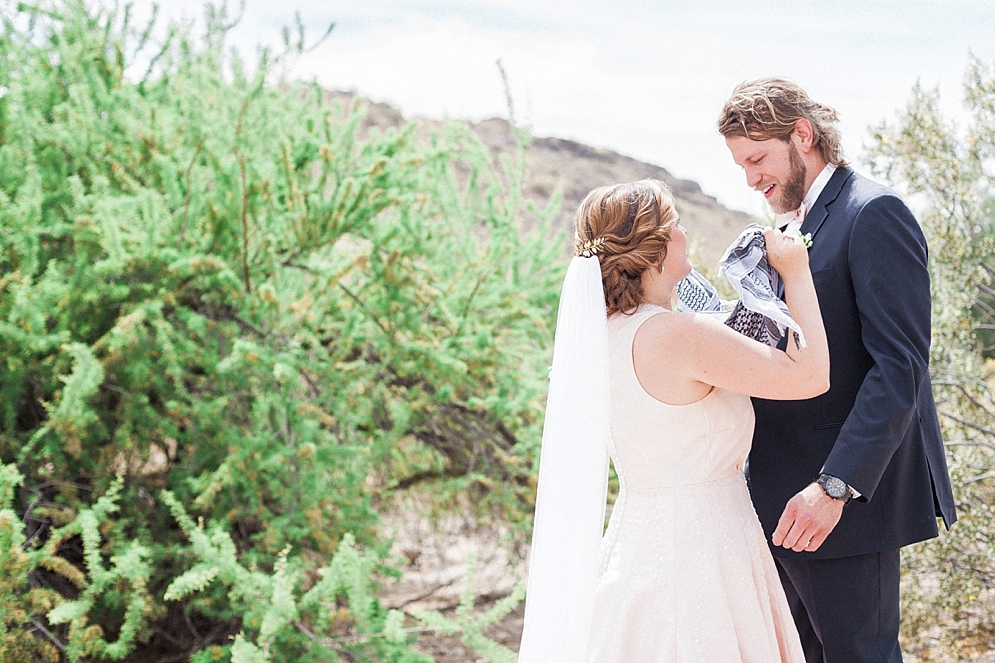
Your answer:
[518,255,611,662]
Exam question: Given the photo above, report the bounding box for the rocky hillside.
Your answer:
[328,91,753,268]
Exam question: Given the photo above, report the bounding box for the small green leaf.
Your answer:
[48,598,93,624]
[164,565,220,601]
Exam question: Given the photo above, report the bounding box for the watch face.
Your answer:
[824,476,847,498]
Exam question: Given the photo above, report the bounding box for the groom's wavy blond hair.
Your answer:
[717,77,849,168]
[575,179,679,318]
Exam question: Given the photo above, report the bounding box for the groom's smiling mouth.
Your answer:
[760,183,775,198]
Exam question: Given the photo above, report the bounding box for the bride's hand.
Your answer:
[763,227,810,280]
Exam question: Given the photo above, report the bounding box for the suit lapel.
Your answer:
[776,167,853,300]
[800,167,853,240]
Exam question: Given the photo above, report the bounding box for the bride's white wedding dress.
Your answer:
[586,304,805,662]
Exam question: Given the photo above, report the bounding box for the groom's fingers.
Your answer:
[771,506,793,546]
[774,512,813,552]
[772,496,806,548]
[772,484,845,551]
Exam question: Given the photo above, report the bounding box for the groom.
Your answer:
[718,78,957,663]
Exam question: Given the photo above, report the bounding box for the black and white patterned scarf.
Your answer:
[676,224,805,349]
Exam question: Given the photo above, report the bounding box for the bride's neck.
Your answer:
[640,268,678,310]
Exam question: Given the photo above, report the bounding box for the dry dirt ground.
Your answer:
[378,506,526,661]
[408,602,524,662]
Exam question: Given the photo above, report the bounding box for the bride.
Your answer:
[519,179,828,662]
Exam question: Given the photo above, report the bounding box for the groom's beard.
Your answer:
[771,146,808,214]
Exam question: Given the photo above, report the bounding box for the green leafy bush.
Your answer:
[0,1,561,659]
[868,56,995,660]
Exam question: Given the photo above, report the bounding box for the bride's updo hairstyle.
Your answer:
[575,179,679,317]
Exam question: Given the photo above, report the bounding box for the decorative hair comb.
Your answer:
[575,236,606,258]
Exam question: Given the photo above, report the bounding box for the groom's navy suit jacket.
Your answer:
[748,167,957,560]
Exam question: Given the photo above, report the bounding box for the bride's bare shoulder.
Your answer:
[633,309,698,347]
[635,309,735,352]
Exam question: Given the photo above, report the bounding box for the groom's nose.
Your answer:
[744,166,762,188]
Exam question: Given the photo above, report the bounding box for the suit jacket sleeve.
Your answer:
[821,194,932,499]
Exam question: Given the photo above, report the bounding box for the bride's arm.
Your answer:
[635,229,830,401]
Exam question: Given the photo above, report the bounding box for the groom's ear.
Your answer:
[791,118,816,152]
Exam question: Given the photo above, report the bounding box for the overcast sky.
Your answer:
[141,1,995,217]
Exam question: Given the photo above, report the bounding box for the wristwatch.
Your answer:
[816,473,853,505]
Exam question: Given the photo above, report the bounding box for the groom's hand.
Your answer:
[771,483,844,552]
